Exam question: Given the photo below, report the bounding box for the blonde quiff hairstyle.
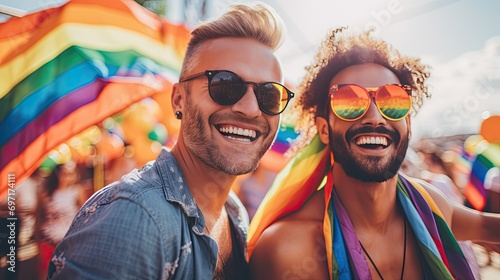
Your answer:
[292,27,431,151]
[179,2,286,80]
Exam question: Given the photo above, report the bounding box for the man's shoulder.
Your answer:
[249,213,327,279]
[252,188,325,250]
[250,190,326,263]
[91,157,175,202]
[74,162,183,229]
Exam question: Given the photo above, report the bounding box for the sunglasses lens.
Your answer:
[256,83,288,115]
[209,71,246,106]
[376,85,411,120]
[331,85,370,120]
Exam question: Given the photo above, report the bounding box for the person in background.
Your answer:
[48,2,294,279]
[37,162,89,277]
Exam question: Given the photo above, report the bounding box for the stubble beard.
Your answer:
[182,101,272,175]
[330,126,409,183]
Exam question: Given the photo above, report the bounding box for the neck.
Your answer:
[332,164,400,230]
[171,143,236,215]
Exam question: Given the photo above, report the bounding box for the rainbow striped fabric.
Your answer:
[0,0,190,199]
[248,134,473,279]
[248,134,332,255]
[465,142,500,210]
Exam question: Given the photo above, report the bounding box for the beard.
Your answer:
[182,100,273,175]
[330,125,409,183]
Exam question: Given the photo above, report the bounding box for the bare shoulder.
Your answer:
[411,177,453,224]
[249,190,328,280]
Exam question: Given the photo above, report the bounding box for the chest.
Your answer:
[361,229,424,280]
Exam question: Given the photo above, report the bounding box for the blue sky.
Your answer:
[1,0,499,140]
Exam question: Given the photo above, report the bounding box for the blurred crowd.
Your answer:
[0,155,138,280]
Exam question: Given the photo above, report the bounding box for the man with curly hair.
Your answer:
[248,28,500,279]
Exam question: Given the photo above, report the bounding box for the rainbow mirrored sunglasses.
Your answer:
[329,84,412,121]
[180,70,295,115]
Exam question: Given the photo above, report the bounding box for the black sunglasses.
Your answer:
[179,70,294,115]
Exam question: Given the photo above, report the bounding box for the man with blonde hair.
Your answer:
[49,2,294,279]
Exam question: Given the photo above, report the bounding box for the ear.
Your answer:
[316,117,330,144]
[171,83,184,113]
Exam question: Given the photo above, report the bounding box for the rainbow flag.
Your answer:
[0,0,191,199]
[465,143,500,210]
[248,134,332,255]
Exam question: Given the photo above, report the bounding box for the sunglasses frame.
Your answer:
[329,83,412,121]
[179,70,294,115]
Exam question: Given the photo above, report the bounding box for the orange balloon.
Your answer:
[480,115,500,143]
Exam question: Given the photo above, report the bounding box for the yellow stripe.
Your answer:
[408,178,445,219]
[0,23,182,98]
[260,150,326,201]
[323,182,333,278]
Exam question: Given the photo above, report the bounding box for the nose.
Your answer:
[360,98,386,126]
[231,85,262,118]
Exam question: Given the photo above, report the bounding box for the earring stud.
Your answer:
[175,111,182,119]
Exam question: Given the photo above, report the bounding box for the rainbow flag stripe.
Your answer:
[0,0,190,199]
[466,143,500,210]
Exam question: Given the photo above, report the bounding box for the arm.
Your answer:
[449,202,500,245]
[48,198,166,279]
[418,178,500,245]
[249,219,329,280]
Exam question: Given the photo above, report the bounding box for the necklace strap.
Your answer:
[359,216,407,280]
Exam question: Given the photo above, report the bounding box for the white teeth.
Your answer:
[356,136,388,146]
[219,126,257,140]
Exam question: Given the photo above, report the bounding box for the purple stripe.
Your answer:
[469,171,487,197]
[399,176,441,240]
[333,191,370,280]
[270,141,290,154]
[0,81,105,169]
[444,247,474,280]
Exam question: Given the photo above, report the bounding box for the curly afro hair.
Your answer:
[291,27,431,151]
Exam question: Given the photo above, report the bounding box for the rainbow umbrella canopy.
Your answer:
[0,0,191,199]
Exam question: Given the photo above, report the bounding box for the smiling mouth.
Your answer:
[354,136,390,149]
[217,125,258,142]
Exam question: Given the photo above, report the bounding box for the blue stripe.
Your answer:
[0,62,108,146]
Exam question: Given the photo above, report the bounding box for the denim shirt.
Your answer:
[47,149,250,279]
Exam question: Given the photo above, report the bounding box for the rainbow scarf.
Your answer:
[0,0,190,199]
[248,134,474,279]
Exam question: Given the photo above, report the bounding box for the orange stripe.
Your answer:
[0,0,190,64]
[0,79,171,200]
[322,174,334,278]
[464,182,486,210]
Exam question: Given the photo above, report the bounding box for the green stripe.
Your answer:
[480,144,500,167]
[328,203,339,278]
[418,245,455,279]
[291,135,326,168]
[433,213,463,254]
